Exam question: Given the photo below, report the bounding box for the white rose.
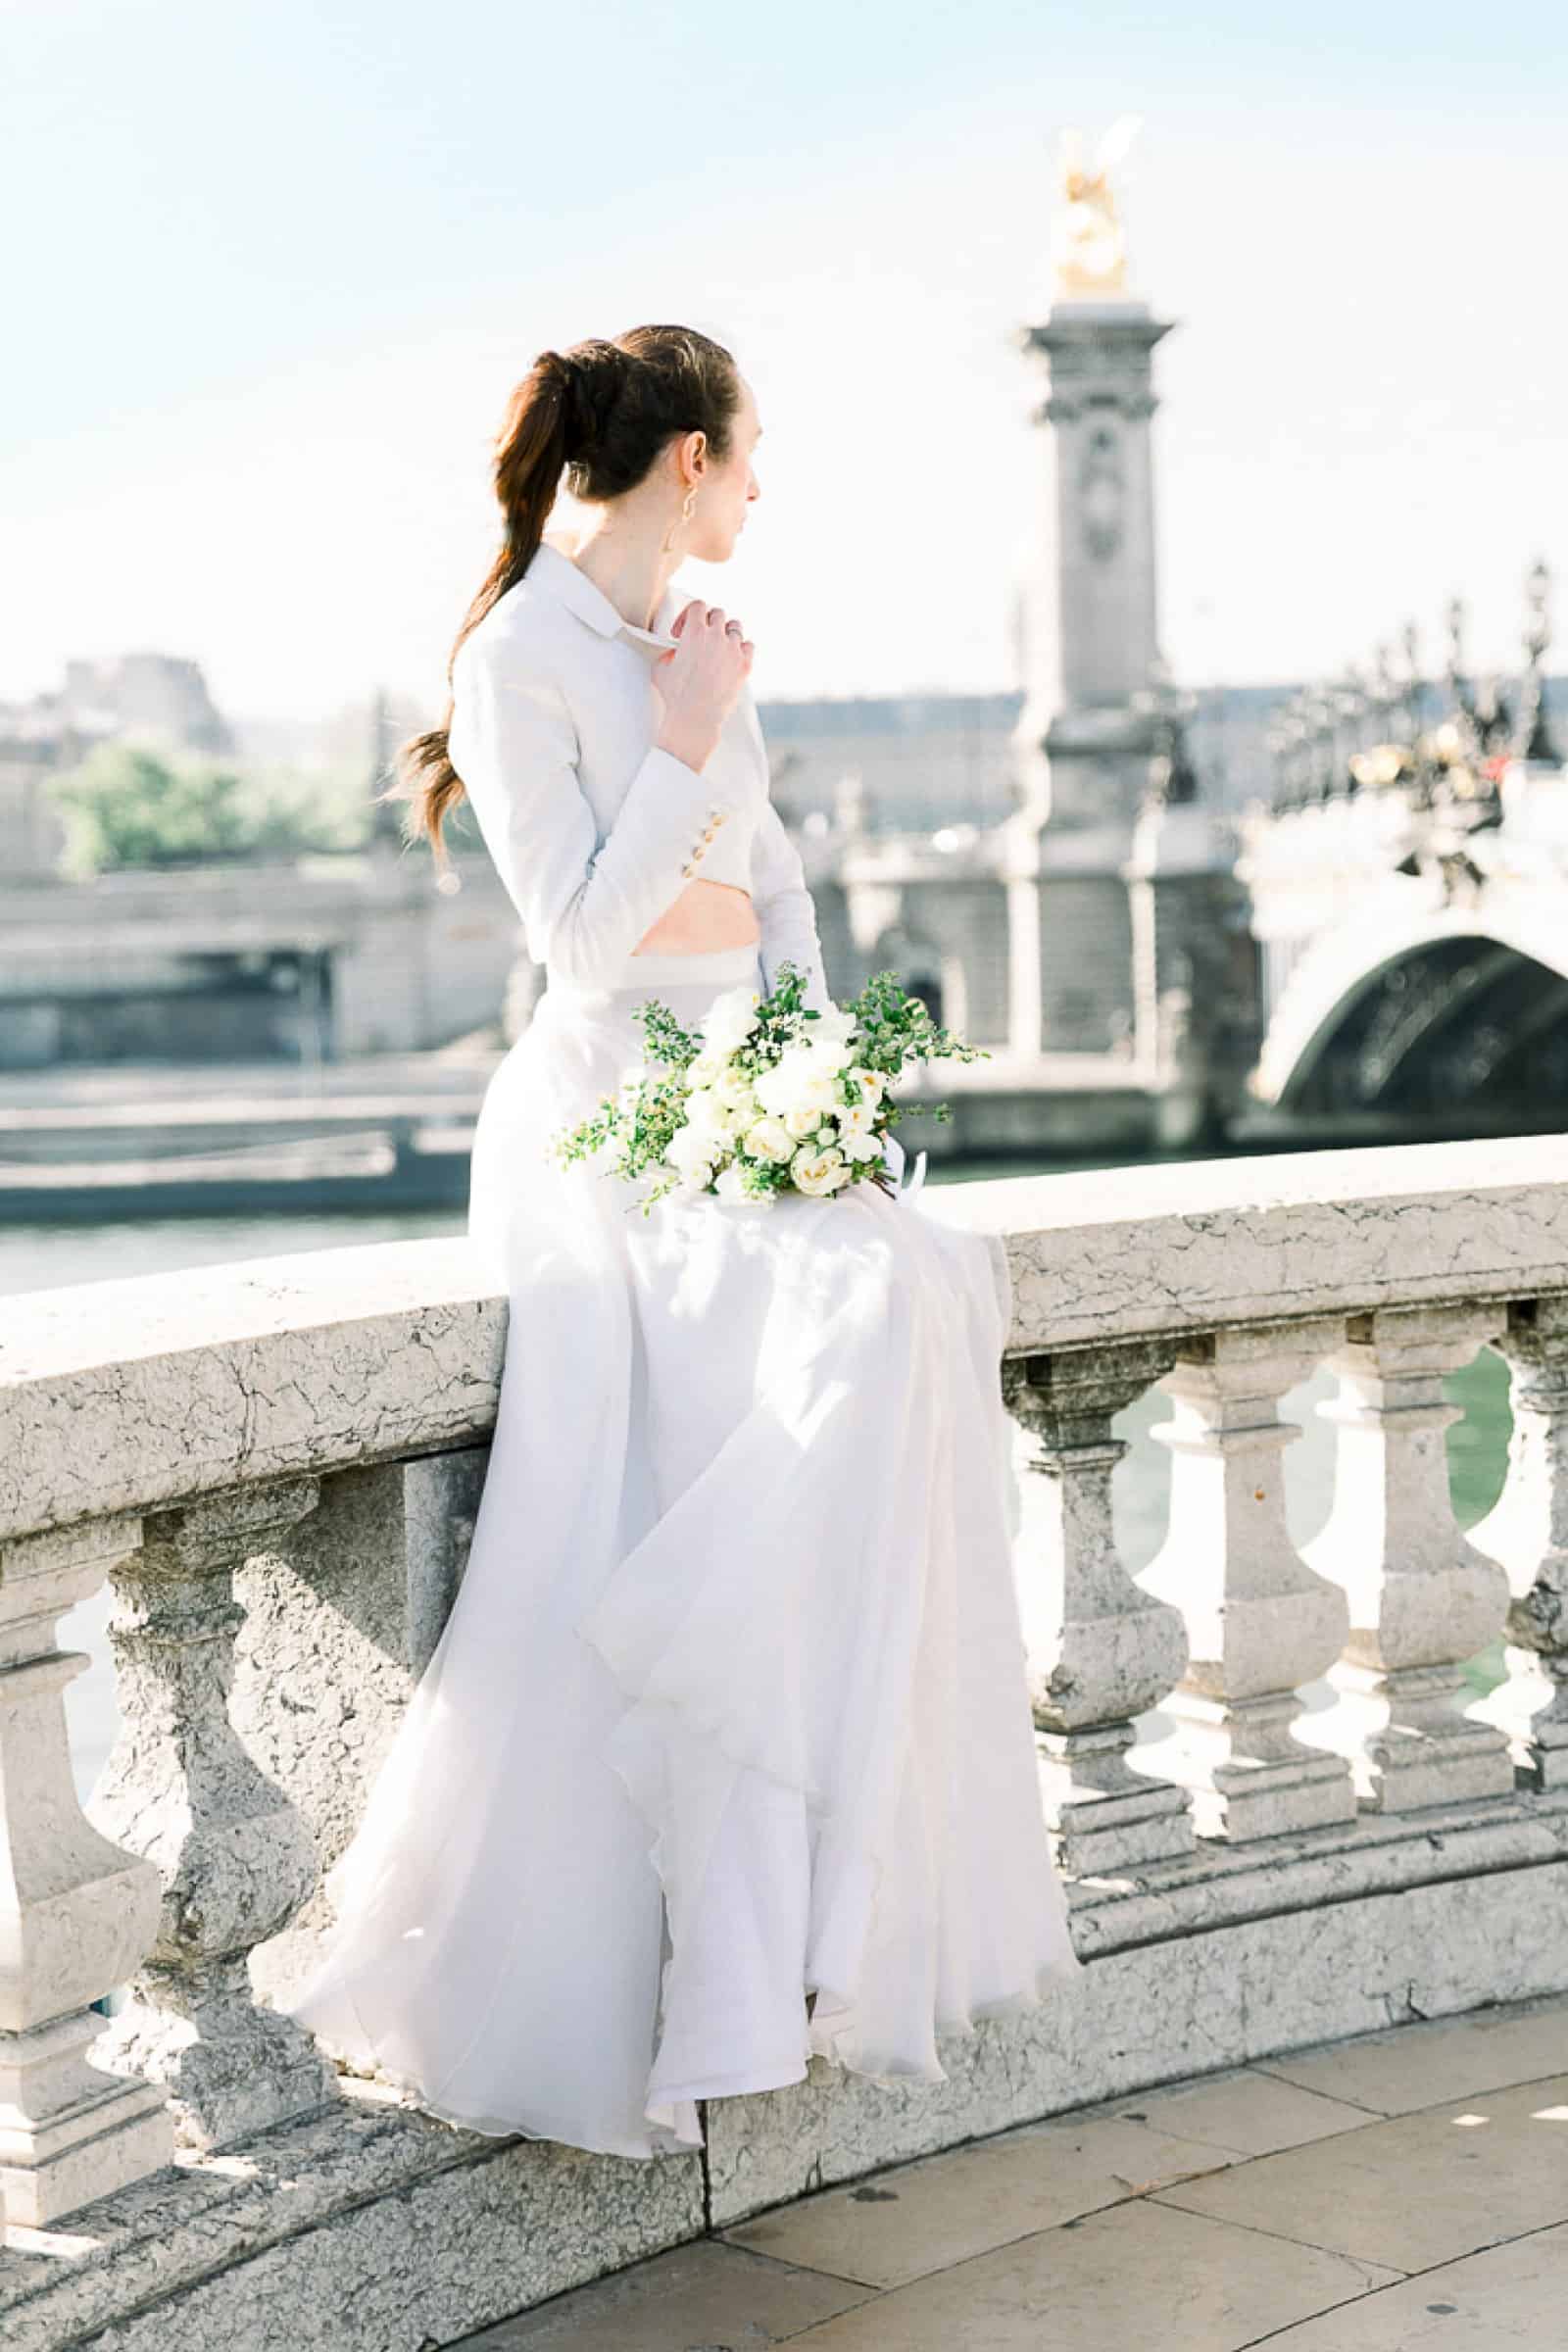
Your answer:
[805,1045,857,1093]
[783,1104,825,1139]
[808,1004,859,1044]
[838,1100,876,1140]
[841,1127,882,1161]
[700,986,763,1055]
[664,1122,721,1177]
[756,1050,842,1121]
[791,1144,848,1197]
[687,1049,728,1091]
[713,1067,759,1116]
[799,1020,859,1077]
[686,1088,741,1139]
[742,1115,796,1164]
[752,1052,807,1115]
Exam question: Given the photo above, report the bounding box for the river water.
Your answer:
[1,1174,1513,1809]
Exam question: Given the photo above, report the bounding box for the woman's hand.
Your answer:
[652,600,754,773]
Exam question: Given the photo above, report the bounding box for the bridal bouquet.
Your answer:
[550,961,989,1214]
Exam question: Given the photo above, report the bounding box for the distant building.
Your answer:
[754,679,1506,836]
[0,850,523,1067]
[755,694,1022,836]
[0,666,526,1066]
[0,717,73,882]
[54,653,232,756]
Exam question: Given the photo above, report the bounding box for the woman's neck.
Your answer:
[556,521,673,637]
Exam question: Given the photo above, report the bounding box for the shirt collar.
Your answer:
[533,532,682,653]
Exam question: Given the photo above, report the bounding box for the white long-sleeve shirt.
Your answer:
[447,532,831,1009]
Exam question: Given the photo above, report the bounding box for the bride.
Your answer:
[277,322,1082,2161]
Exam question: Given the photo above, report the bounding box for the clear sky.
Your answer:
[4,0,1564,725]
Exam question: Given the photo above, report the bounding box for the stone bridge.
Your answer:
[1239,556,1568,1140]
[1249,873,1568,1121]
[3,1135,1568,2346]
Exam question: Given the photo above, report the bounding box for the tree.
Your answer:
[46,743,348,875]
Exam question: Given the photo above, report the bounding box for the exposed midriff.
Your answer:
[632,877,761,956]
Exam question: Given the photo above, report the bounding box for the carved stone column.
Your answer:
[1466,1296,1568,1790]
[0,1516,173,2229]
[1301,1304,1514,1812]
[84,1480,336,2151]
[1002,1340,1194,1878]
[1141,1318,1357,1839]
[236,1449,489,2014]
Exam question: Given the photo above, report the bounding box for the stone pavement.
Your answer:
[450,1994,1568,2349]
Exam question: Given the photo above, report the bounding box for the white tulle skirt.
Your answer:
[277,940,1082,2160]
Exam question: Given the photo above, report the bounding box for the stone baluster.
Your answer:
[1001,1340,1194,1878]
[0,1515,174,2229]
[84,1480,337,2151]
[1301,1303,1514,1812]
[1140,1318,1357,1839]
[238,1448,490,2018]
[1466,1295,1568,1790]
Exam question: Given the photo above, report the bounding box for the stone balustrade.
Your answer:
[4,1135,1568,2350]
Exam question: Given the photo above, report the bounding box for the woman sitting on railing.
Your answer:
[276,323,1082,2162]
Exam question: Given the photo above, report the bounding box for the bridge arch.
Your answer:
[1255,898,1568,1115]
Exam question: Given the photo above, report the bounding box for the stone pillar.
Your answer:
[0,1516,174,2229]
[1014,305,1174,821]
[1005,297,1178,1059]
[1004,872,1045,1058]
[84,1480,336,2151]
[1001,1340,1194,1877]
[1467,1296,1568,1789]
[234,1449,490,2016]
[1139,1320,1357,1840]
[1301,1304,1514,1812]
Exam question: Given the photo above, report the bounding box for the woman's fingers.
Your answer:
[655,599,755,730]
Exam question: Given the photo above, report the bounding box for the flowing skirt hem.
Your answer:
[578,1600,1084,2133]
[281,1963,708,2161]
[290,1938,1088,2164]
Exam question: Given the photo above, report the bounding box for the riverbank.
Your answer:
[0,1046,497,1219]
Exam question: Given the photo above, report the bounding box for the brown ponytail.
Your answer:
[384,324,741,881]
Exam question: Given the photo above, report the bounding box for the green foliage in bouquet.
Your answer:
[550,961,989,1215]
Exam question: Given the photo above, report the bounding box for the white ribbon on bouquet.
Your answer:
[879,1128,928,1202]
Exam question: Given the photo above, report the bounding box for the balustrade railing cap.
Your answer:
[920,1130,1568,1351]
[0,1238,506,1545]
[1,1237,496,1385]
[4,1138,1568,1545]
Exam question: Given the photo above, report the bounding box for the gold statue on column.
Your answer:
[1052,117,1143,301]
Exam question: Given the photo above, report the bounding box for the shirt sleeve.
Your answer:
[750,796,833,1013]
[449,627,740,990]
[736,682,834,1013]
